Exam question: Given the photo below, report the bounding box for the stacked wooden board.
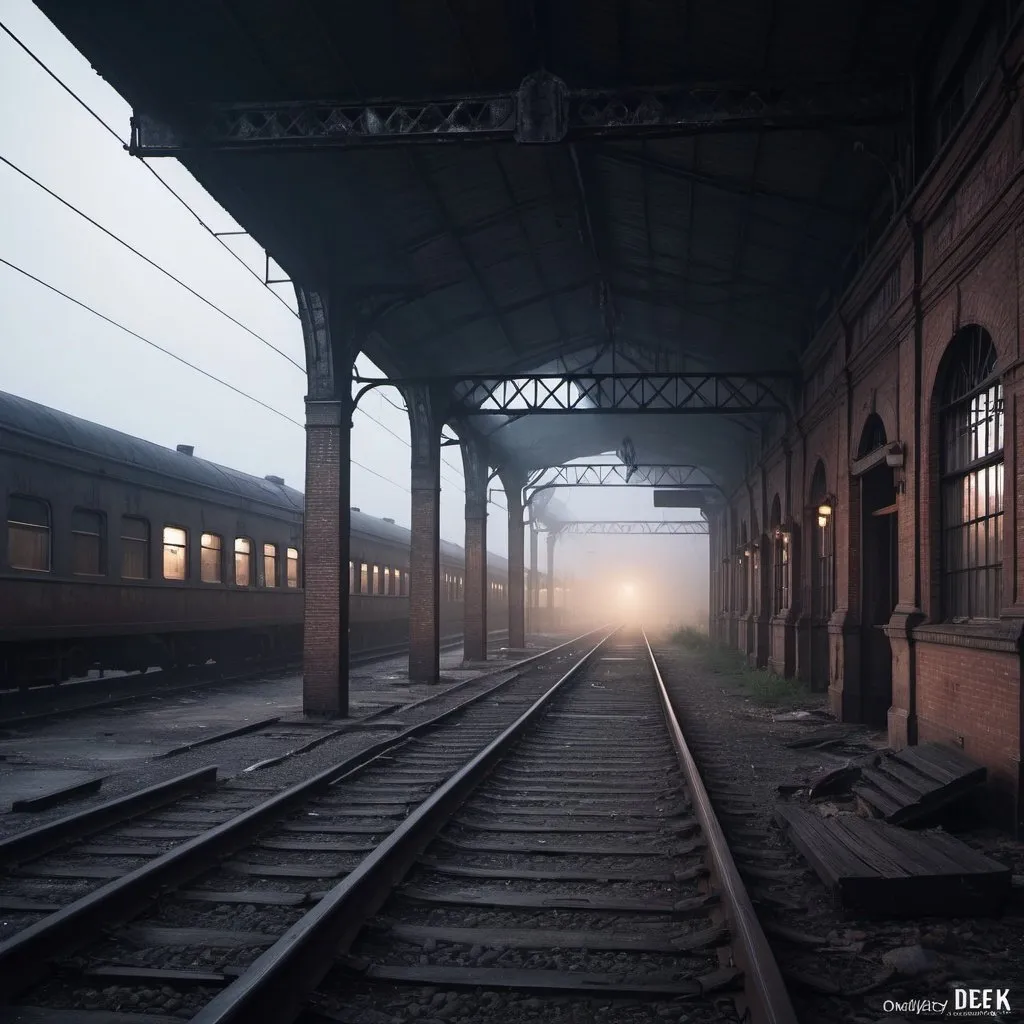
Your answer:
[852,743,986,824]
[775,804,1010,916]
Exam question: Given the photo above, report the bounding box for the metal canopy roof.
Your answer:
[34,0,946,485]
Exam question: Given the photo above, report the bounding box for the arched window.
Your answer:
[940,326,1003,620]
[859,413,887,458]
[810,462,835,618]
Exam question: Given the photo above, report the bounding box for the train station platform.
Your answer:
[0,634,562,839]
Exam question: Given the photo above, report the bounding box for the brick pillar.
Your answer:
[460,432,489,662]
[406,385,443,682]
[302,397,352,716]
[503,472,526,648]
[528,521,539,637]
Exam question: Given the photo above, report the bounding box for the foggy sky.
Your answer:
[1,0,708,618]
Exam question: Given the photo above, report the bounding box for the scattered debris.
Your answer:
[881,944,940,976]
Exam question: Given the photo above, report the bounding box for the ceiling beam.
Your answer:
[129,73,908,154]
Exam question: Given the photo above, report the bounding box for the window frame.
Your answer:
[120,515,150,580]
[162,525,189,581]
[200,532,224,584]
[263,542,278,588]
[234,536,253,588]
[71,507,106,576]
[287,547,300,589]
[7,495,51,573]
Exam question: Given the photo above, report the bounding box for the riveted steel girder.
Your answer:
[541,520,709,536]
[525,463,715,498]
[129,72,906,154]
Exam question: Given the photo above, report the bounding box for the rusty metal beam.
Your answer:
[129,73,907,154]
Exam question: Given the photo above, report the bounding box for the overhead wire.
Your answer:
[0,255,408,494]
[0,18,299,319]
[1,21,508,513]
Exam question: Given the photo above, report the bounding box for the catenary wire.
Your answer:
[0,152,304,372]
[0,255,409,494]
[0,18,299,319]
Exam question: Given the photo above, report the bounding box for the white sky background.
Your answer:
[0,0,709,621]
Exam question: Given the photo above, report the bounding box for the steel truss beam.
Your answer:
[129,72,906,154]
[525,463,715,497]
[354,372,793,416]
[542,520,709,536]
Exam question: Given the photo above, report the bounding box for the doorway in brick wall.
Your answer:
[860,463,898,727]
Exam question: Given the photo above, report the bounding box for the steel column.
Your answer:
[302,397,351,716]
[529,521,539,636]
[546,533,557,632]
[502,471,526,649]
[460,433,489,662]
[406,385,444,683]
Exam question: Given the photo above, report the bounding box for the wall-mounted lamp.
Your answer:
[817,501,834,530]
[885,442,905,469]
[742,546,751,558]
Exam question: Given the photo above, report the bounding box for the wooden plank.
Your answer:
[225,861,348,879]
[114,828,203,840]
[453,817,693,834]
[774,806,877,887]
[871,760,945,799]
[0,1010,182,1024]
[890,744,976,785]
[14,865,125,880]
[852,783,902,820]
[384,922,727,953]
[417,857,676,883]
[397,884,716,917]
[858,768,920,808]
[360,963,741,998]
[0,896,61,912]
[258,839,376,853]
[436,835,680,857]
[467,805,686,818]
[83,965,228,986]
[178,889,308,906]
[280,823,395,835]
[11,776,103,812]
[120,926,276,948]
[75,845,164,857]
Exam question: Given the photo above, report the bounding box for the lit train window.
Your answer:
[121,516,149,580]
[287,547,300,588]
[234,537,252,587]
[264,543,278,587]
[349,560,356,594]
[384,566,392,595]
[163,526,188,581]
[201,533,223,583]
[72,509,105,575]
[7,495,50,572]
[360,562,369,594]
[372,565,380,595]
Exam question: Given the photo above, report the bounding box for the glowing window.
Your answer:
[163,526,187,581]
[201,533,223,583]
[234,537,252,587]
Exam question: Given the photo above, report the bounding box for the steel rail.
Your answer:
[0,766,217,865]
[189,627,619,1024]
[0,625,608,1000]
[642,630,798,1024]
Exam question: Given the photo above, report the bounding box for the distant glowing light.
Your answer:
[621,582,636,598]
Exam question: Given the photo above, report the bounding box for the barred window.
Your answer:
[234,537,252,587]
[287,547,300,588]
[201,533,223,583]
[263,543,278,587]
[8,496,50,572]
[940,327,1003,619]
[72,509,105,575]
[121,516,149,580]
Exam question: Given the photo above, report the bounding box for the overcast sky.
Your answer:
[1,0,709,620]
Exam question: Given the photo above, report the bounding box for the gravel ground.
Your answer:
[652,640,1024,1024]
[312,984,744,1024]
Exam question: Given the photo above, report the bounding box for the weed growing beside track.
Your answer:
[668,627,811,708]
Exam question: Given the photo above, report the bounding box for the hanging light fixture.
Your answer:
[817,501,834,530]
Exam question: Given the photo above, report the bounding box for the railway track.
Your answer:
[0,628,607,1020]
[0,627,796,1024]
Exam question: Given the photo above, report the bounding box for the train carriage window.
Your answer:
[360,562,369,594]
[349,560,355,594]
[234,538,252,587]
[72,509,105,575]
[400,569,409,597]
[121,516,149,579]
[200,533,223,583]
[163,526,188,581]
[372,565,381,595]
[287,547,300,588]
[263,543,278,587]
[384,566,392,596]
[7,496,50,572]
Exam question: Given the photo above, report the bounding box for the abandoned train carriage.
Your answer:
[0,390,509,684]
[709,5,1024,834]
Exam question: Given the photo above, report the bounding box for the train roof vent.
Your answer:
[382,517,395,524]
[264,474,285,485]
[350,506,361,512]
[176,444,194,456]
